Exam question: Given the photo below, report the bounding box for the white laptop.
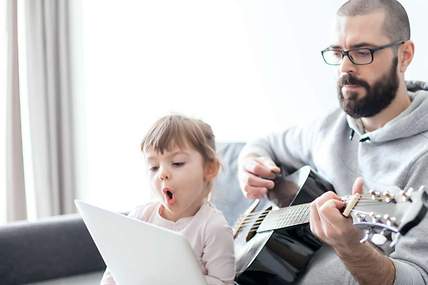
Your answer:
[75,200,207,285]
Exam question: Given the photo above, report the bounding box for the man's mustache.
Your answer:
[338,74,370,90]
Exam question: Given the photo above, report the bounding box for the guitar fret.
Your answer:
[258,203,311,232]
[295,205,308,225]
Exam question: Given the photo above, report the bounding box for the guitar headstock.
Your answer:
[345,186,428,247]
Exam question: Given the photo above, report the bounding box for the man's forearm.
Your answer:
[335,242,395,285]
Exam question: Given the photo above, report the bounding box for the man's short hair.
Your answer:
[337,0,410,42]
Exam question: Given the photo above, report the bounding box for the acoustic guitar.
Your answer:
[234,166,428,285]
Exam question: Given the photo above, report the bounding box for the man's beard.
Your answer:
[337,57,399,118]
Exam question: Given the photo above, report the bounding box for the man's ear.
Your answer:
[399,40,415,73]
[204,160,220,182]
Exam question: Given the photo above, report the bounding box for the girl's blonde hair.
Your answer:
[141,114,219,168]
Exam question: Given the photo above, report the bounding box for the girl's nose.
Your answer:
[159,167,170,180]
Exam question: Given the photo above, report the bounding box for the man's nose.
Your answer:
[339,54,357,75]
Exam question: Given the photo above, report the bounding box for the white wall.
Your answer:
[74,0,428,211]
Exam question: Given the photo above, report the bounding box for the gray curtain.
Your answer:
[6,0,27,221]
[23,0,76,217]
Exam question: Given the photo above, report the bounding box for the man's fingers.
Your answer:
[239,156,281,200]
[247,173,275,189]
[319,199,343,212]
[314,193,345,225]
[352,177,364,195]
[245,186,268,199]
[319,199,345,220]
[318,200,350,239]
[309,201,322,236]
[314,191,338,207]
[244,157,279,178]
[254,157,281,174]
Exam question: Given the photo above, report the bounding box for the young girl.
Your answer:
[101,114,236,285]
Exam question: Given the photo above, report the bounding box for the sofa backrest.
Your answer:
[212,142,252,226]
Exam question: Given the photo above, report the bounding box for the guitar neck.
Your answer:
[257,203,311,232]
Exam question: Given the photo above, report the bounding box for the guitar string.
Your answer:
[243,213,310,229]
[238,197,388,221]
[237,198,388,225]
[242,209,311,230]
[247,215,309,231]
[238,204,388,228]
[236,193,389,221]
[245,207,370,233]
[236,196,402,234]
[236,200,392,228]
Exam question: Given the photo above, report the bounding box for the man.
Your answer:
[238,0,428,284]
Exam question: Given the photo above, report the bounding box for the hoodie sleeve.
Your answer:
[238,123,317,172]
[390,152,428,284]
[238,109,343,173]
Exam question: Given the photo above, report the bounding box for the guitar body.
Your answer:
[235,166,335,285]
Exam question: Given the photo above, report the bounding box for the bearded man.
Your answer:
[237,0,428,284]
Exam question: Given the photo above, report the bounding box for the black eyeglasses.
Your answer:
[321,40,405,65]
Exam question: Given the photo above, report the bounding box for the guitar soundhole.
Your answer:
[245,206,272,242]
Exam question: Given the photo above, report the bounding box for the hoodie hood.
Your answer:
[346,80,428,143]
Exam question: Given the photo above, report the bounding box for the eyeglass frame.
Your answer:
[321,40,405,65]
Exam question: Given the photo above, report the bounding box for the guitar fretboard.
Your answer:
[257,203,311,232]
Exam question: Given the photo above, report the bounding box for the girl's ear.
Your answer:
[204,160,220,182]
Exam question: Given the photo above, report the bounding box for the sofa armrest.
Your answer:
[0,214,105,285]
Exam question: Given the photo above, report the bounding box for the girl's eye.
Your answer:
[149,166,159,172]
[172,162,185,167]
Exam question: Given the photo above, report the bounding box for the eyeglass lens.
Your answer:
[323,48,372,65]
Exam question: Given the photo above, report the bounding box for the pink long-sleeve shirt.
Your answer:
[101,201,236,285]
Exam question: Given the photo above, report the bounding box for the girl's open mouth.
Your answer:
[162,188,176,205]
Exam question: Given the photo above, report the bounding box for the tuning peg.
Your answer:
[382,191,396,203]
[367,212,384,224]
[383,215,398,227]
[370,213,382,223]
[383,214,390,225]
[399,187,414,202]
[368,189,383,201]
[356,212,368,223]
[368,212,375,223]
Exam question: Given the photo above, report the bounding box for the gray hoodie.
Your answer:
[239,81,428,284]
